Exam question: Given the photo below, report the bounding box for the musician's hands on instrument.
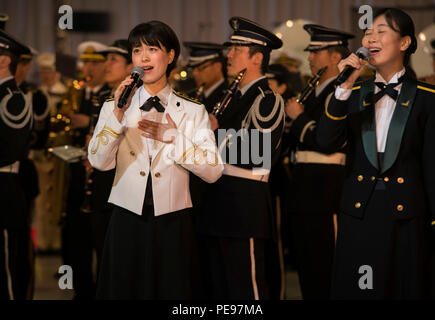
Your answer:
[138,113,178,143]
[113,75,138,122]
[209,114,219,131]
[70,113,90,129]
[338,53,367,89]
[285,98,304,120]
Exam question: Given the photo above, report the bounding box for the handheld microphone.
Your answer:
[335,47,369,86]
[117,66,145,108]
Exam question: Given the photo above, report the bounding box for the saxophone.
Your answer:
[296,66,327,104]
[211,68,246,118]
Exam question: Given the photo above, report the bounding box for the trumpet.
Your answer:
[296,66,327,104]
[211,68,247,118]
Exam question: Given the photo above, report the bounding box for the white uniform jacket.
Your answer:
[88,87,223,216]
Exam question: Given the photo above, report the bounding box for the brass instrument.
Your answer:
[49,78,85,146]
[296,66,327,104]
[211,68,247,118]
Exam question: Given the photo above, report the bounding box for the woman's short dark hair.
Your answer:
[128,21,180,76]
[373,8,417,66]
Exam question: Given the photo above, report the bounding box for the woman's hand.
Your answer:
[337,53,367,89]
[113,75,139,122]
[138,113,178,143]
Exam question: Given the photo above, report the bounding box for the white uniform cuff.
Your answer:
[335,86,352,101]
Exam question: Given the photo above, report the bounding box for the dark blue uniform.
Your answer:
[199,78,285,299]
[286,80,346,300]
[0,78,32,300]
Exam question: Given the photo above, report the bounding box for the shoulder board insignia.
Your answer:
[105,97,114,102]
[351,79,368,91]
[417,85,435,94]
[173,90,201,104]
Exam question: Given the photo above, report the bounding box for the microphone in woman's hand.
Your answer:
[335,47,369,85]
[118,66,145,108]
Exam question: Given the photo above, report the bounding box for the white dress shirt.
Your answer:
[315,76,336,97]
[138,85,172,160]
[335,68,406,152]
[240,76,267,96]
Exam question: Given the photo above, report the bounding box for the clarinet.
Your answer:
[80,98,101,214]
[211,68,247,118]
[296,66,327,104]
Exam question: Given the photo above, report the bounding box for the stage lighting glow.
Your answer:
[419,32,426,41]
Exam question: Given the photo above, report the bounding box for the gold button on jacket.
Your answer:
[155,172,161,178]
[357,175,363,181]
[397,204,404,212]
[397,177,404,184]
[140,171,146,176]
[355,202,361,209]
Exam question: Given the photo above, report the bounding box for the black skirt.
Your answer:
[96,205,201,300]
[331,187,435,299]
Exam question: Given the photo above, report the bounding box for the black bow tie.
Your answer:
[373,76,404,103]
[140,96,165,112]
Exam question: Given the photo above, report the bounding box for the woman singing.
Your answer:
[317,8,435,299]
[88,21,223,299]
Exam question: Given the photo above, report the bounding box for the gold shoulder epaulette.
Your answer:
[417,85,435,94]
[352,86,361,90]
[105,97,114,102]
[173,90,201,105]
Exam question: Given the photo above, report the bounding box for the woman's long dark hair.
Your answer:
[373,8,417,67]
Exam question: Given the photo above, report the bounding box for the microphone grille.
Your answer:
[356,47,369,60]
[131,66,145,77]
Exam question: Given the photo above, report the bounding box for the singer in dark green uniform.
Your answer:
[317,8,435,299]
